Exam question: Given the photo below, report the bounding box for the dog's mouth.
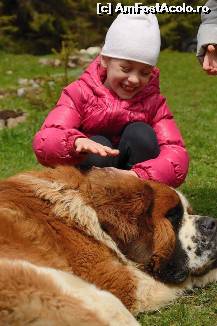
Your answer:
[151,243,217,284]
[153,264,189,284]
[160,248,217,283]
[150,258,217,284]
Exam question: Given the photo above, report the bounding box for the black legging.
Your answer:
[79,122,160,170]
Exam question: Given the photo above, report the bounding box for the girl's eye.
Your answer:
[121,67,130,73]
[141,71,150,77]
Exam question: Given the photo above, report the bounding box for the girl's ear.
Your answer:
[100,55,109,68]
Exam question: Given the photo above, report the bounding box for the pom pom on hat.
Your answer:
[101,14,161,66]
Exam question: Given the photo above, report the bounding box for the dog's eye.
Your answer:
[166,204,183,230]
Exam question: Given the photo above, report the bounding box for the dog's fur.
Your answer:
[1,166,217,325]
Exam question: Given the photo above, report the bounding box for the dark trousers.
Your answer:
[79,122,160,170]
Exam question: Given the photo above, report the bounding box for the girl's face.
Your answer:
[101,56,153,99]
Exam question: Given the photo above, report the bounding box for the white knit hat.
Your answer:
[101,14,161,66]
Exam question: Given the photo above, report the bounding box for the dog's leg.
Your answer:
[183,268,217,289]
[0,259,139,326]
[125,266,184,314]
[74,255,183,315]
[129,267,217,314]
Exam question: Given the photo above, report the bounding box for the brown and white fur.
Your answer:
[0,166,217,325]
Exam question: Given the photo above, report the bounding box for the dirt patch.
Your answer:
[0,110,27,128]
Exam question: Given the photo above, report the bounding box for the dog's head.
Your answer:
[86,167,217,284]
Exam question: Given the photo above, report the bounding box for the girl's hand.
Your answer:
[75,138,119,157]
[203,45,217,75]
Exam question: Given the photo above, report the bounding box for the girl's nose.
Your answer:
[127,74,140,85]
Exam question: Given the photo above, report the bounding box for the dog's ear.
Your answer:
[101,182,154,243]
[145,183,178,274]
[150,217,176,274]
[89,168,153,217]
[87,168,154,242]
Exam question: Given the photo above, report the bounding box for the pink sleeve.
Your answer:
[33,84,87,167]
[132,96,190,187]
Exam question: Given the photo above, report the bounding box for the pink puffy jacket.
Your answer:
[33,57,189,187]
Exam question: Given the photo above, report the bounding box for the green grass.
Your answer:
[0,50,217,325]
[159,51,217,217]
[0,52,81,176]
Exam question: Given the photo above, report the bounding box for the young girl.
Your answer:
[33,14,189,188]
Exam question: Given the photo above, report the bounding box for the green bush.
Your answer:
[0,0,205,54]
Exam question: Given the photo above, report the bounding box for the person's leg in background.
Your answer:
[118,122,160,170]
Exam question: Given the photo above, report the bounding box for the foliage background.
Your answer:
[0,0,205,54]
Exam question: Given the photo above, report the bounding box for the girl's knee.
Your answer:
[120,122,160,160]
[123,122,151,137]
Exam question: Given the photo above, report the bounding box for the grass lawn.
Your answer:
[0,50,217,325]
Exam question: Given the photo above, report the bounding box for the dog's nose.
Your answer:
[198,216,217,235]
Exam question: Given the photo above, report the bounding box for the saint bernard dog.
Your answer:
[0,165,217,325]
